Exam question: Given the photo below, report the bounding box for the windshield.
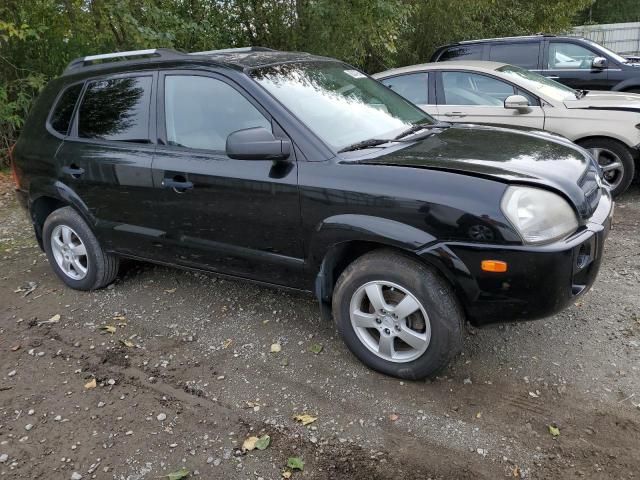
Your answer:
[250,61,435,151]
[496,64,579,101]
[583,39,628,64]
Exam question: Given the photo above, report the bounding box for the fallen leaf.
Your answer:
[242,436,259,451]
[112,315,126,322]
[222,339,233,349]
[255,434,270,450]
[287,457,304,471]
[84,378,97,389]
[293,414,317,426]
[476,412,482,419]
[309,343,323,354]
[10,345,20,352]
[282,472,292,479]
[528,391,539,398]
[270,343,282,353]
[100,325,116,334]
[38,314,60,326]
[166,468,190,480]
[389,413,399,421]
[548,425,560,437]
[120,339,134,348]
[164,288,177,293]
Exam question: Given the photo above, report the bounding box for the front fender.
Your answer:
[308,214,437,271]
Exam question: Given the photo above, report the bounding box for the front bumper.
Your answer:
[420,190,614,325]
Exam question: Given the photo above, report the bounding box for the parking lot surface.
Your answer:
[1,174,639,479]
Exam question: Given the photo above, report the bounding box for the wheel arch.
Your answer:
[574,134,636,151]
[29,181,96,249]
[310,214,442,320]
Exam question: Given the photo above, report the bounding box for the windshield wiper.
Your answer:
[338,138,393,153]
[394,122,450,140]
[576,89,589,99]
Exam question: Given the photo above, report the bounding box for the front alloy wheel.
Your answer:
[333,249,464,379]
[350,281,431,363]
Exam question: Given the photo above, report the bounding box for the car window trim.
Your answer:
[156,69,287,157]
[379,72,430,105]
[434,69,541,107]
[46,80,86,140]
[67,70,157,147]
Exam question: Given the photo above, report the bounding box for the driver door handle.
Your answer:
[61,164,85,178]
[443,112,467,118]
[162,175,194,192]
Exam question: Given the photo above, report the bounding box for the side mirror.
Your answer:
[504,94,531,112]
[226,127,291,161]
[592,56,607,69]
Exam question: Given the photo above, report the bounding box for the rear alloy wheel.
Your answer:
[579,138,635,197]
[43,207,119,290]
[333,250,463,379]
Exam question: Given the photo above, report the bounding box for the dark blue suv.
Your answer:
[432,34,640,92]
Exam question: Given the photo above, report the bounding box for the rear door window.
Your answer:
[78,76,152,142]
[380,73,429,104]
[50,84,83,135]
[439,45,483,61]
[489,43,539,69]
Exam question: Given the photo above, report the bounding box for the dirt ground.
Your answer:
[1,172,639,480]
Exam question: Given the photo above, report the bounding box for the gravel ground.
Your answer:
[1,172,639,479]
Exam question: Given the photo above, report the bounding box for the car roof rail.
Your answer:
[458,34,556,44]
[189,46,275,55]
[64,48,181,73]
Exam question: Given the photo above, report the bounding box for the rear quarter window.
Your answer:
[50,84,83,136]
[77,76,152,142]
[489,43,540,69]
[439,45,483,61]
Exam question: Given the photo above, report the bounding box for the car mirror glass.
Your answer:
[592,56,607,69]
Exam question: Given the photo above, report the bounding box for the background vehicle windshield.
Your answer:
[584,39,628,64]
[497,64,578,101]
[250,61,435,151]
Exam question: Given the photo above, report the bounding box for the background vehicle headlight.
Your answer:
[501,186,579,244]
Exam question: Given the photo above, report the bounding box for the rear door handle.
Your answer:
[162,175,193,193]
[443,112,467,118]
[545,76,560,79]
[61,165,85,178]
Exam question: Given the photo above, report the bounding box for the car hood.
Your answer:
[348,124,601,220]
[563,90,640,110]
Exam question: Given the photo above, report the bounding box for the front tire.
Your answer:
[332,250,463,379]
[43,207,119,290]
[578,138,635,197]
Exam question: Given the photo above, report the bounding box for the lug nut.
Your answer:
[395,325,401,332]
[375,318,382,324]
[384,328,391,335]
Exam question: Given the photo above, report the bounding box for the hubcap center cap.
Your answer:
[382,316,395,328]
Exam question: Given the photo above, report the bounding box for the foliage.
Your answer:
[577,0,640,24]
[0,0,602,166]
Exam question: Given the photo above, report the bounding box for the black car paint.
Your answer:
[13,51,612,326]
[432,35,640,92]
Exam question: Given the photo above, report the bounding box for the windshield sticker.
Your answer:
[344,69,366,79]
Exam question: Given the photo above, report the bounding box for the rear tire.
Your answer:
[578,138,635,197]
[43,207,119,290]
[332,249,463,379]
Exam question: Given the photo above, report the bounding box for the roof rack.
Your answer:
[64,48,180,73]
[189,46,275,55]
[458,34,556,44]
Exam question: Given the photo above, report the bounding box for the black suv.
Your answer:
[12,47,613,379]
[432,34,640,92]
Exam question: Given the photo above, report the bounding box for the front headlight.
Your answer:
[501,186,579,244]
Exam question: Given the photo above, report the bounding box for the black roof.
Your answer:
[62,47,335,78]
